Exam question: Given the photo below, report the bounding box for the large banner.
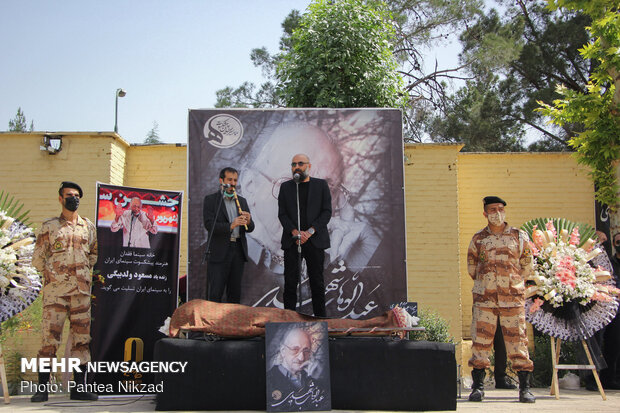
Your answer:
[595,194,612,258]
[188,109,406,318]
[91,183,182,390]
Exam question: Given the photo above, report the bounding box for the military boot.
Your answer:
[517,370,536,403]
[30,372,50,402]
[70,365,98,401]
[468,368,486,402]
[495,373,517,389]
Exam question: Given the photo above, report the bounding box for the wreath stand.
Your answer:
[549,336,605,400]
[0,343,9,404]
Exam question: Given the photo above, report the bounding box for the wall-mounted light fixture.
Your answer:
[114,88,127,133]
[40,134,63,155]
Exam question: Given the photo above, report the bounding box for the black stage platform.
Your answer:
[154,336,456,411]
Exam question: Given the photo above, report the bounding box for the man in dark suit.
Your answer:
[598,232,620,389]
[278,154,332,317]
[203,167,255,303]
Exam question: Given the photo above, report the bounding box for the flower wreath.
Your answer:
[521,218,619,341]
[0,209,41,323]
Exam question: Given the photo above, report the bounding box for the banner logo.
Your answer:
[204,114,244,148]
[124,337,144,362]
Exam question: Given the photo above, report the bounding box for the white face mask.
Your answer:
[487,211,505,226]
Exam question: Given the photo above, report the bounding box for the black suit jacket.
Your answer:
[278,177,332,250]
[203,191,255,262]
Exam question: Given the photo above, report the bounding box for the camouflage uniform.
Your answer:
[32,215,98,364]
[467,224,534,372]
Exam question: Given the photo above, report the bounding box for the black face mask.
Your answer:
[64,196,80,212]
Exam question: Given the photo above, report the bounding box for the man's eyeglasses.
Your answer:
[291,162,308,167]
[283,344,312,357]
[255,170,350,212]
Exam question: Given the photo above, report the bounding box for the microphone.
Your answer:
[221,183,232,188]
[293,173,301,183]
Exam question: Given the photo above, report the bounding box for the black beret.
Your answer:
[59,181,83,198]
[483,196,506,206]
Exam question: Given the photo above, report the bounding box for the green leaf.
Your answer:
[0,190,32,227]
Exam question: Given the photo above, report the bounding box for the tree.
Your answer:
[214,81,281,108]
[426,75,526,151]
[214,10,301,108]
[537,0,620,208]
[380,0,484,141]
[387,1,483,100]
[214,1,482,117]
[8,107,34,132]
[277,0,406,108]
[454,1,592,150]
[143,121,162,144]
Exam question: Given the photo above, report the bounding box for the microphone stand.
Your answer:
[128,213,135,247]
[294,176,303,312]
[203,186,226,298]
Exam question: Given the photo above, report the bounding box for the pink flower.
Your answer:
[607,286,620,296]
[592,292,613,302]
[555,267,576,288]
[569,227,580,246]
[529,298,544,313]
[545,221,557,241]
[558,256,575,273]
[532,230,546,248]
[529,241,539,256]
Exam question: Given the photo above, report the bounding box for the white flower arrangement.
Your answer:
[525,219,619,311]
[0,209,41,321]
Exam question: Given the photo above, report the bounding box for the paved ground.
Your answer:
[2,387,619,412]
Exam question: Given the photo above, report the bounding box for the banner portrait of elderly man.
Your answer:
[110,196,158,248]
[188,109,406,318]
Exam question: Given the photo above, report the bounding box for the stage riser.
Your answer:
[154,337,456,411]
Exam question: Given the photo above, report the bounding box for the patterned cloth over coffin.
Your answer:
[169,299,412,338]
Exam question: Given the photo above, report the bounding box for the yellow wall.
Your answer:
[404,144,463,346]
[0,132,131,372]
[402,147,594,369]
[110,139,127,186]
[0,133,128,227]
[0,135,187,277]
[457,152,594,339]
[0,133,597,376]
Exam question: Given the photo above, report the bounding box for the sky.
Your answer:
[0,0,315,144]
[1,0,462,144]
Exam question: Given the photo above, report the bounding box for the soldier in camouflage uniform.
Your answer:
[30,181,98,402]
[467,196,535,403]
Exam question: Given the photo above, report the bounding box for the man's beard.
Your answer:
[294,169,308,179]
